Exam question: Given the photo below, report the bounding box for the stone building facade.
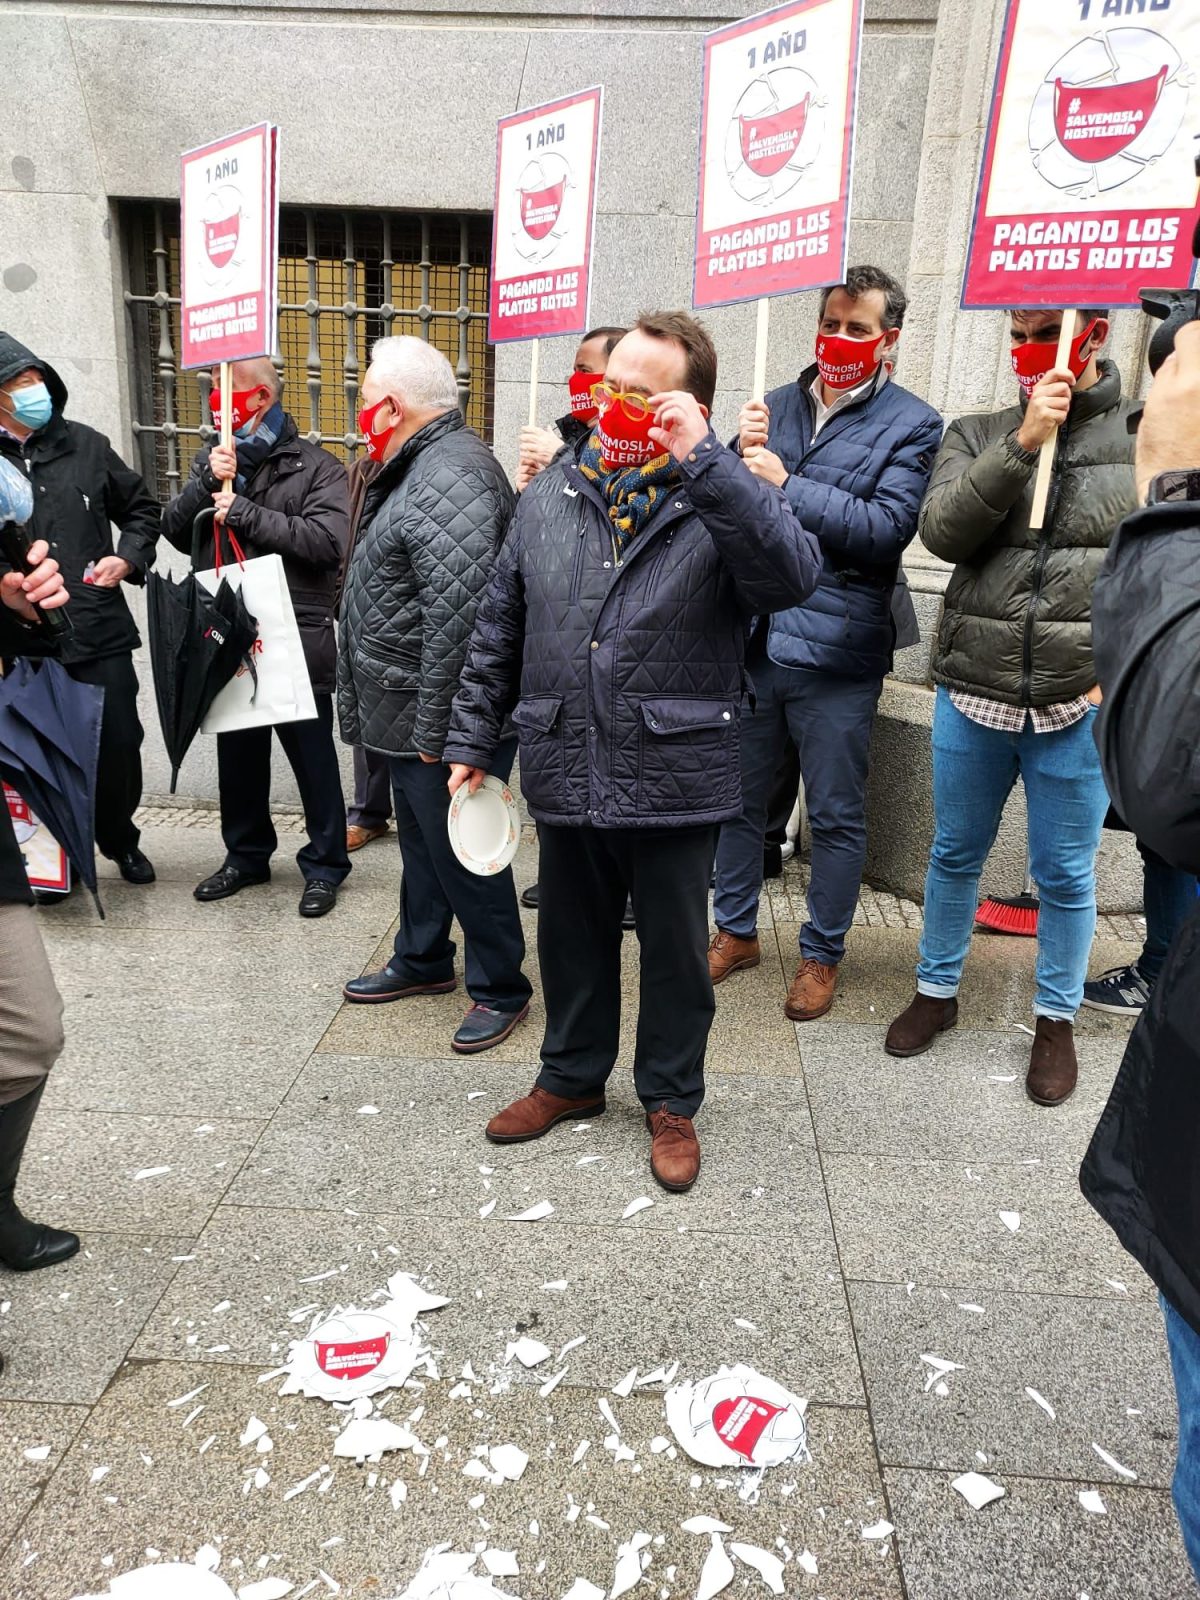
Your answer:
[1,0,1144,904]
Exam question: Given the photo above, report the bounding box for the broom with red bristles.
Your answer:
[975,869,1040,937]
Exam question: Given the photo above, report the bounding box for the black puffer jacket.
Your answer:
[338,410,515,759]
[0,334,160,665]
[921,362,1136,705]
[162,416,350,695]
[444,431,823,828]
[1081,498,1200,1334]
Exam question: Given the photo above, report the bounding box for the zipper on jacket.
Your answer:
[569,522,588,602]
[1019,419,1069,704]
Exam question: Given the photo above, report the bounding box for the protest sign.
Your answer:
[694,0,863,395]
[5,784,68,895]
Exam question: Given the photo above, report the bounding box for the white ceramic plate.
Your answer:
[447,774,521,876]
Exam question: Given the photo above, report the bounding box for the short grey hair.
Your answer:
[369,336,460,414]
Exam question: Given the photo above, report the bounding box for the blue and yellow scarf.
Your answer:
[577,435,681,558]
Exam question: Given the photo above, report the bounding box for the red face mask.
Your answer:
[358,397,395,464]
[210,385,261,434]
[1011,319,1099,399]
[814,332,888,392]
[595,398,661,473]
[568,370,603,422]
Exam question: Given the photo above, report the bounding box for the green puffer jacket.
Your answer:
[921,362,1137,707]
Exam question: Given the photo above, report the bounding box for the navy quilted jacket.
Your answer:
[754,365,942,679]
[338,409,514,758]
[443,431,822,829]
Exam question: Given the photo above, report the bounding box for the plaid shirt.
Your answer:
[949,691,1093,734]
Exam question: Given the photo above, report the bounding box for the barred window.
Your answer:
[121,201,494,501]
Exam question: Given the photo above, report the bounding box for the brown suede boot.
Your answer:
[708,930,761,985]
[785,958,838,1021]
[485,1085,605,1144]
[646,1106,701,1192]
[1026,1017,1078,1106]
[884,993,959,1057]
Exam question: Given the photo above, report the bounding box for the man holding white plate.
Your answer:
[445,312,822,1190]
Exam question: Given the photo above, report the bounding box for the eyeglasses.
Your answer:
[592,383,652,422]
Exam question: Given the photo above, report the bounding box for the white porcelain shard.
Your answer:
[951,1471,1006,1510]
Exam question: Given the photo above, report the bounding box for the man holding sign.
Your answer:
[885,309,1136,1106]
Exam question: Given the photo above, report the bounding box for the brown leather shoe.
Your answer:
[485,1085,605,1144]
[646,1105,701,1192]
[347,823,389,852]
[708,929,761,985]
[785,958,838,1021]
[885,993,959,1056]
[1026,1017,1078,1106]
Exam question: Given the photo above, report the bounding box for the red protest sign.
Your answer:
[693,0,863,310]
[180,123,280,369]
[489,89,603,345]
[962,1,1200,309]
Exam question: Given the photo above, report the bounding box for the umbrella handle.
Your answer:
[192,507,247,575]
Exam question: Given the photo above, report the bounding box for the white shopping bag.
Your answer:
[196,535,318,733]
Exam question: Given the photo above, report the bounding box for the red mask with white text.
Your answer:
[1011,319,1099,399]
[595,399,660,472]
[815,332,888,392]
[210,386,260,434]
[568,371,603,422]
[358,398,395,464]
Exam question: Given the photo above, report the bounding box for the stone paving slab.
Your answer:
[45,875,398,936]
[0,1235,189,1405]
[131,1203,865,1407]
[231,1057,817,1233]
[1,1361,902,1600]
[801,1022,1128,1162]
[848,1282,1176,1487]
[884,1466,1192,1600]
[822,1153,1151,1299]
[0,1402,91,1547]
[19,1110,263,1235]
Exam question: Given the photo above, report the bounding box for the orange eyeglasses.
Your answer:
[591,383,653,422]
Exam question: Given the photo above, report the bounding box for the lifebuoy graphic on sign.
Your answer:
[1029,28,1190,198]
[513,154,573,263]
[200,184,245,284]
[724,66,824,205]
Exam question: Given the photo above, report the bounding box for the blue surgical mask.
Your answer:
[2,381,53,431]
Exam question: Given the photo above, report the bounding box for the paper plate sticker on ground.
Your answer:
[665,1364,809,1469]
[280,1275,447,1402]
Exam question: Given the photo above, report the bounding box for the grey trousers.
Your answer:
[0,903,64,1105]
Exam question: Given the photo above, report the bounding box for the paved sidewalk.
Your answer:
[0,819,1191,1600]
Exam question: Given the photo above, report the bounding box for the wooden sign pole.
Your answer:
[1028,313,1075,530]
[217,358,234,520]
[528,338,540,428]
[751,297,770,404]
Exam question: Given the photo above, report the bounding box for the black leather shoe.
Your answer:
[299,880,338,918]
[343,967,457,1004]
[520,882,540,910]
[194,864,270,902]
[452,1002,531,1055]
[117,848,156,885]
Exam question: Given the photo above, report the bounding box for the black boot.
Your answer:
[0,1083,79,1271]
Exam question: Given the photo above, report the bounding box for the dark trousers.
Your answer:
[1138,838,1198,986]
[535,822,718,1118]
[349,744,393,830]
[65,653,143,859]
[387,740,531,1012]
[218,693,351,884]
[765,737,801,844]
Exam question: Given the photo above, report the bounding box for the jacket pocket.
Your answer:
[511,694,565,813]
[637,695,739,815]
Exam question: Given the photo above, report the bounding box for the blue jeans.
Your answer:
[1163,1294,1200,1584]
[714,653,883,964]
[917,689,1109,1020]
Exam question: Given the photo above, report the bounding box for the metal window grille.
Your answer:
[122,201,494,500]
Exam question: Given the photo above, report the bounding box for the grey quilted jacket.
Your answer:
[338,409,515,758]
[443,431,823,829]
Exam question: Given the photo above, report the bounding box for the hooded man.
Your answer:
[161,358,352,917]
[0,334,161,888]
[885,309,1137,1104]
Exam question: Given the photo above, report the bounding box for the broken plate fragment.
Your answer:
[728,1544,784,1595]
[951,1471,1006,1510]
[507,1201,554,1222]
[695,1536,734,1600]
[1079,1489,1107,1515]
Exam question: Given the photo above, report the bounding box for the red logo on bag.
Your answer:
[739,97,810,177]
[314,1334,391,1381]
[520,180,566,240]
[205,212,241,269]
[712,1395,785,1461]
[1053,66,1168,164]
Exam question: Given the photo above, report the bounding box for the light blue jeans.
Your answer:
[1163,1294,1200,1585]
[917,688,1109,1020]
